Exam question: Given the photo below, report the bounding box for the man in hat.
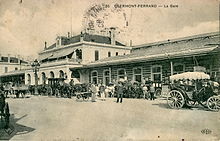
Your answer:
[149,82,155,100]
[116,81,124,103]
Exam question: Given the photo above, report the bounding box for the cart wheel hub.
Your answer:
[212,102,216,106]
[173,97,178,102]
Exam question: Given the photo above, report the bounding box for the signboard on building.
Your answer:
[193,66,206,72]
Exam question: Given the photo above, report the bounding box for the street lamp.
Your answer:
[31,59,40,95]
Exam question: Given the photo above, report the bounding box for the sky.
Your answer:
[0,0,219,59]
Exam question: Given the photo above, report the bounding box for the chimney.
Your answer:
[109,27,116,45]
[44,41,47,49]
[130,40,132,46]
[56,36,61,47]
[80,32,84,42]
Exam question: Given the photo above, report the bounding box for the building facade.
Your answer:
[71,32,220,85]
[1,31,219,87]
[24,28,131,85]
[0,54,29,84]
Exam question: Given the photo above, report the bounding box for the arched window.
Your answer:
[59,70,65,78]
[71,70,80,83]
[27,74,31,85]
[117,69,126,80]
[103,69,111,85]
[108,52,111,57]
[50,71,55,78]
[91,71,98,84]
[76,49,82,59]
[42,72,46,85]
[71,70,80,79]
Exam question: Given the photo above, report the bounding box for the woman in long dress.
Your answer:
[99,84,106,101]
[90,84,97,102]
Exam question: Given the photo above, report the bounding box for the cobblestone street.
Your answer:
[0,96,219,141]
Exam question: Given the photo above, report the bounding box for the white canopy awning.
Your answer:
[170,72,210,81]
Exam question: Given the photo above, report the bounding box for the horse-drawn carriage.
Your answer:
[167,72,220,111]
[47,78,72,98]
[74,83,91,101]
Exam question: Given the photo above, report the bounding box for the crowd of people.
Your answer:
[86,78,158,103]
[0,77,160,103]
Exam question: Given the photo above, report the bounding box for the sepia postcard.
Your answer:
[0,0,219,141]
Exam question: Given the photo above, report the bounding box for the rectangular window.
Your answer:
[116,52,118,56]
[108,52,111,57]
[5,67,8,73]
[117,69,126,80]
[0,57,8,62]
[173,64,184,74]
[10,57,18,63]
[103,70,111,85]
[151,65,162,82]
[91,71,98,84]
[95,50,99,61]
[133,67,142,82]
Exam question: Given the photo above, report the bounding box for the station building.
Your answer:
[24,28,131,85]
[0,31,219,87]
[0,54,28,84]
[72,32,220,85]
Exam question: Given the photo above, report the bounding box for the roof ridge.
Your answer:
[134,31,219,49]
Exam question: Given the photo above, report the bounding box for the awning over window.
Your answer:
[38,53,53,61]
[48,48,75,59]
[38,48,75,61]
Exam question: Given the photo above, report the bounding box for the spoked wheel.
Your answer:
[76,94,82,100]
[167,90,185,109]
[207,96,220,112]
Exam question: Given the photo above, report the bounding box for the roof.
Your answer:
[45,33,125,51]
[0,70,25,77]
[83,32,219,67]
[133,32,219,49]
[85,47,218,67]
[38,47,75,61]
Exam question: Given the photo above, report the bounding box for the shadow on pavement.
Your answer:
[0,114,35,140]
[152,103,171,109]
[152,101,210,112]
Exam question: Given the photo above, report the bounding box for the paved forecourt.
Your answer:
[1,96,219,141]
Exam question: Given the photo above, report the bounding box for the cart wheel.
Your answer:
[155,88,162,97]
[207,96,220,112]
[76,94,82,99]
[167,90,185,109]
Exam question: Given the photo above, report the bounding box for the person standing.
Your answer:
[149,82,155,100]
[99,83,106,101]
[90,83,97,102]
[116,81,124,103]
[142,85,148,99]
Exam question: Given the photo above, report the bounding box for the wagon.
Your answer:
[167,72,220,111]
[74,83,91,101]
[75,92,92,101]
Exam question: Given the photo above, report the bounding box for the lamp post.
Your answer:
[31,59,40,95]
